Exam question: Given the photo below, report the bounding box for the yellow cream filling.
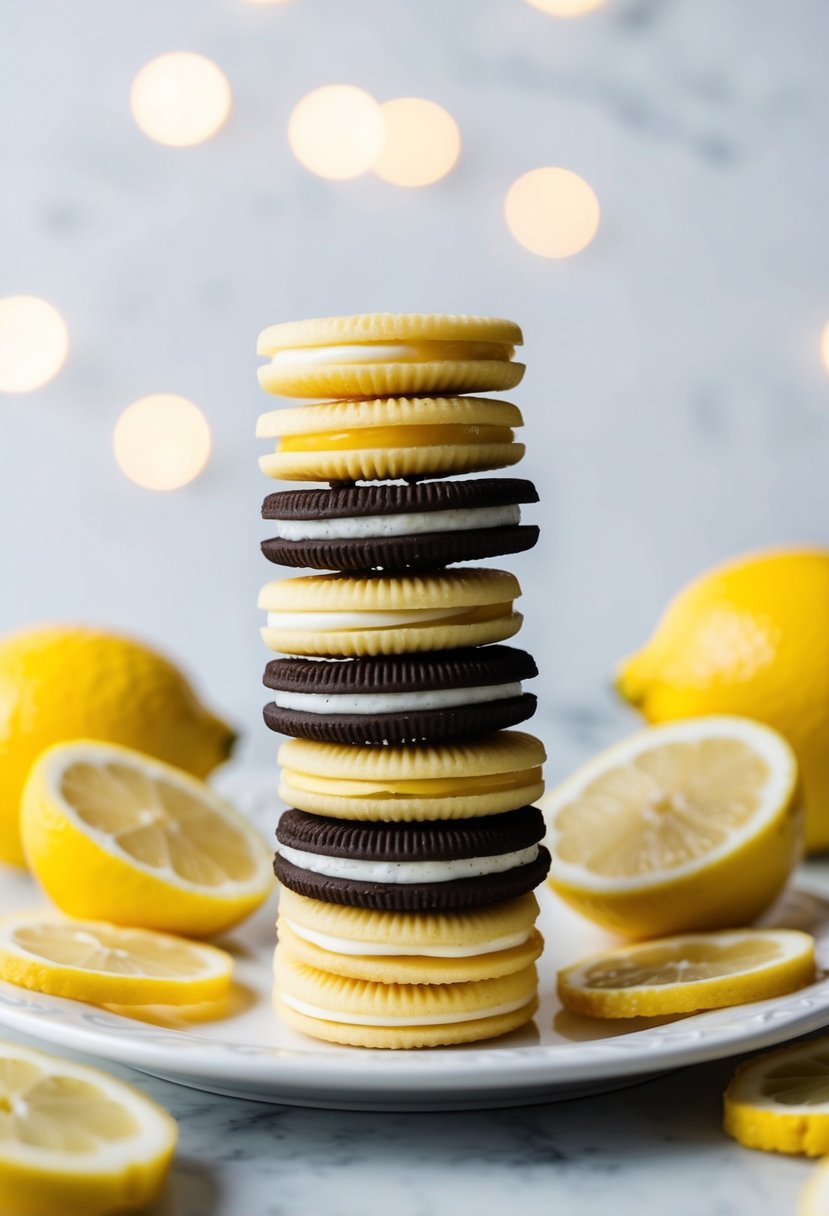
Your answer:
[281,768,543,799]
[277,425,514,453]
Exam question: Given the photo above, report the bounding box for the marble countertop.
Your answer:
[2,1021,818,1216]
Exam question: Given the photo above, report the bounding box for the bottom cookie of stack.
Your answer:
[274,890,542,1048]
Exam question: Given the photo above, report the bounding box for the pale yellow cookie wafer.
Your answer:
[279,732,546,778]
[274,992,538,1048]
[278,889,539,948]
[261,614,523,657]
[258,443,525,482]
[256,314,524,399]
[257,314,523,353]
[277,731,546,820]
[275,923,544,984]
[255,397,522,436]
[259,361,524,400]
[259,568,519,612]
[273,948,538,1047]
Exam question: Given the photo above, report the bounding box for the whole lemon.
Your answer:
[616,548,829,853]
[0,625,236,867]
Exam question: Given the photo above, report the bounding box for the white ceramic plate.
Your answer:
[1,865,829,1111]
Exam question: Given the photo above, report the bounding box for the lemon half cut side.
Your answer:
[21,740,273,937]
[0,1038,177,1216]
[542,715,802,937]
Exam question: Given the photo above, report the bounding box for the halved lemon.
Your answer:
[542,715,802,937]
[724,1037,829,1156]
[557,928,815,1018]
[0,913,233,1005]
[801,1159,829,1215]
[21,740,274,938]
[0,1039,177,1216]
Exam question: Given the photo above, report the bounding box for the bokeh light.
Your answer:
[505,167,600,258]
[288,86,384,180]
[113,395,211,491]
[0,296,69,393]
[373,98,461,188]
[131,53,231,147]
[820,322,829,376]
[525,0,609,15]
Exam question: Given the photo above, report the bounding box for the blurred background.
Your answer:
[2,0,829,778]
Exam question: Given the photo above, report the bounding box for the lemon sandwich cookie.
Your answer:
[257,313,524,399]
[278,731,546,821]
[276,888,543,985]
[273,949,539,1049]
[259,568,522,657]
[257,396,525,483]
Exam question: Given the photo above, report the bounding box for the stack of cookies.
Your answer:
[256,313,550,1049]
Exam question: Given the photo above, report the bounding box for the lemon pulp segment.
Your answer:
[554,737,768,878]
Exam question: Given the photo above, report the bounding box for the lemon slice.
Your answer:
[0,914,233,1006]
[542,715,802,937]
[557,928,815,1018]
[801,1159,829,1215]
[0,1038,176,1216]
[724,1036,829,1156]
[21,739,273,937]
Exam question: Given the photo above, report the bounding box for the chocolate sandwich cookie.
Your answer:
[261,478,539,572]
[274,805,551,912]
[263,646,538,745]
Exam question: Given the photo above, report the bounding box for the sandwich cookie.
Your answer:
[273,949,539,1048]
[256,397,524,483]
[261,478,540,572]
[277,731,546,821]
[257,312,524,399]
[276,889,543,983]
[259,568,522,657]
[263,646,539,745]
[274,805,551,914]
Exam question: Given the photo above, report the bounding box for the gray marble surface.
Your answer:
[0,1021,819,1216]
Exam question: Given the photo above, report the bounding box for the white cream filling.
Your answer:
[282,918,532,958]
[269,341,512,367]
[278,991,532,1027]
[270,505,521,542]
[273,682,523,716]
[276,844,540,885]
[265,605,477,632]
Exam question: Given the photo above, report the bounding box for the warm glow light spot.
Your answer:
[526,0,609,15]
[0,296,69,393]
[288,85,384,180]
[821,322,829,376]
[114,395,211,491]
[373,98,461,188]
[131,53,231,147]
[505,167,600,258]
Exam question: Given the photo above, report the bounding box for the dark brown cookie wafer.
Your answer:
[274,849,552,912]
[263,695,536,744]
[276,805,546,861]
[262,478,539,520]
[261,524,539,572]
[263,647,538,744]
